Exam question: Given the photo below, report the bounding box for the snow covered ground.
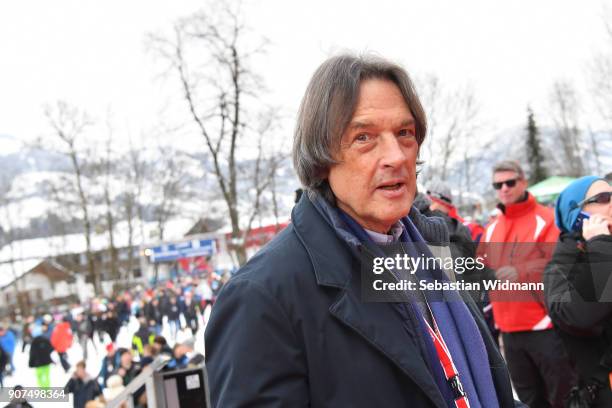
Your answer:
[3,307,210,407]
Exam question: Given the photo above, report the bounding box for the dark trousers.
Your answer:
[185,317,198,335]
[503,330,577,408]
[58,352,71,372]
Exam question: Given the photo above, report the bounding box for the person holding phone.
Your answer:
[545,176,612,407]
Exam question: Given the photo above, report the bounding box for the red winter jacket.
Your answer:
[50,321,73,353]
[481,193,559,333]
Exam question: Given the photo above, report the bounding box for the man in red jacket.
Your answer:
[482,160,575,407]
[51,317,73,373]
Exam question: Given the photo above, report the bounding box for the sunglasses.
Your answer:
[577,191,612,207]
[492,178,518,190]
[426,190,452,204]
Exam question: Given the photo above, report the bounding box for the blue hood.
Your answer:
[555,176,605,233]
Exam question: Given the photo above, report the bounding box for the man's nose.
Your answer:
[379,133,407,167]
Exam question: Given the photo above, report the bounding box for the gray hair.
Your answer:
[292,53,427,203]
[492,160,525,180]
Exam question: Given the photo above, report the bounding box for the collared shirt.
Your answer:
[365,219,434,326]
[364,221,404,244]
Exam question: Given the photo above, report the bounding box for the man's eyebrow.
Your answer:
[346,121,373,130]
[347,118,415,130]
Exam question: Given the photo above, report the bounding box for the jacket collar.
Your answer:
[497,192,536,218]
[290,192,356,288]
[291,191,450,288]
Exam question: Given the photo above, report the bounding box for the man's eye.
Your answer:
[398,129,415,137]
[355,133,370,142]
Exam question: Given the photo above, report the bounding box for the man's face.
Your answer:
[76,366,86,379]
[174,345,187,358]
[493,170,527,206]
[428,200,449,214]
[327,79,418,233]
[120,352,132,369]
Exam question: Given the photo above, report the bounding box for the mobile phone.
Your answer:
[572,211,590,232]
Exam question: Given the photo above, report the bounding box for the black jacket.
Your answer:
[182,301,199,320]
[76,318,92,338]
[164,302,181,320]
[545,233,612,406]
[28,336,54,368]
[143,302,162,325]
[0,346,7,375]
[64,376,101,408]
[102,315,120,341]
[205,195,521,408]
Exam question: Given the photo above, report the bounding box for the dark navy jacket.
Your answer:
[205,195,521,407]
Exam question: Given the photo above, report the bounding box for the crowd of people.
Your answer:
[0,272,222,407]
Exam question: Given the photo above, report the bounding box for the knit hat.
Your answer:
[104,375,125,401]
[427,179,453,204]
[181,337,196,349]
[555,176,605,233]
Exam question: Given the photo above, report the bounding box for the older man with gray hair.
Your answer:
[205,54,523,407]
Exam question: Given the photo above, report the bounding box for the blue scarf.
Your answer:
[400,217,499,408]
[313,196,499,408]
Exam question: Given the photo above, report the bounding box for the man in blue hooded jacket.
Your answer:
[205,54,524,408]
[0,326,16,375]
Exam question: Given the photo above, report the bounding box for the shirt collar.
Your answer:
[364,221,404,244]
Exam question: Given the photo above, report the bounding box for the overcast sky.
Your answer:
[1,0,609,153]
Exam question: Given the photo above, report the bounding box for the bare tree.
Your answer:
[416,75,481,182]
[549,81,585,177]
[589,7,612,126]
[145,145,199,282]
[148,1,284,265]
[0,175,28,315]
[239,109,286,245]
[585,9,612,174]
[418,74,442,169]
[590,52,612,126]
[44,101,101,294]
[118,141,149,283]
[586,126,603,175]
[150,146,195,242]
[95,120,119,281]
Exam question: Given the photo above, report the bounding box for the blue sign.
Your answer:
[149,239,216,263]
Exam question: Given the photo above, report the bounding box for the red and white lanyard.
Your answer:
[424,315,471,408]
